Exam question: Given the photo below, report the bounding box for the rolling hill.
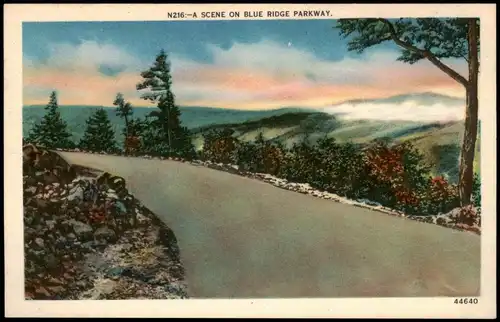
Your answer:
[22,92,480,183]
[22,105,307,143]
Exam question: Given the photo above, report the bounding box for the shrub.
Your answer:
[418,175,460,216]
[279,138,317,184]
[201,128,239,164]
[363,141,431,214]
[471,173,481,210]
[233,133,286,175]
[252,133,286,175]
[312,138,367,198]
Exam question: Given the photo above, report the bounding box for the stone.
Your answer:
[106,192,119,200]
[35,199,48,209]
[48,277,64,285]
[45,253,59,269]
[114,201,127,214]
[43,172,59,185]
[107,267,125,277]
[69,220,93,239]
[136,213,148,225]
[24,176,38,186]
[67,186,84,202]
[35,286,51,297]
[34,237,44,248]
[94,227,117,242]
[24,186,37,195]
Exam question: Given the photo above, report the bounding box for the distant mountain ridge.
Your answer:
[327,92,465,107]
[22,104,308,143]
[23,92,476,183]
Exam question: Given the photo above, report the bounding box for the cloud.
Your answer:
[45,40,143,74]
[168,39,467,109]
[323,100,465,123]
[23,38,468,111]
[24,40,149,106]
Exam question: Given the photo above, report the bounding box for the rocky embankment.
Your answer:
[23,144,188,300]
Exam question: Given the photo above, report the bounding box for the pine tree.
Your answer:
[113,93,133,137]
[26,91,74,149]
[78,108,118,153]
[136,49,195,158]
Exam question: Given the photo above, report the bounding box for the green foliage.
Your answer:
[126,118,147,138]
[279,137,367,198]
[336,18,478,64]
[202,130,465,216]
[78,108,118,153]
[26,91,74,149]
[136,50,194,158]
[113,93,133,137]
[471,173,481,210]
[418,176,460,216]
[201,128,239,164]
[235,141,259,172]
[233,133,285,175]
[279,138,317,183]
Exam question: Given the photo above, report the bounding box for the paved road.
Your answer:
[58,152,480,298]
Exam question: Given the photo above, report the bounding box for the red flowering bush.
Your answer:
[362,141,430,214]
[418,176,460,215]
[201,128,239,164]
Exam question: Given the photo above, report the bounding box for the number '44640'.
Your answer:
[454,298,479,304]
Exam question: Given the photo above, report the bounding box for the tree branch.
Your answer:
[377,18,469,88]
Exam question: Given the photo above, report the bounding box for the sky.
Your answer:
[23,19,468,110]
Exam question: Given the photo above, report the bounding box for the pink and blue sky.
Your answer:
[23,20,468,110]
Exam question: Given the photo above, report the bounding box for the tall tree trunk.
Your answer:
[124,116,130,137]
[458,18,479,206]
[167,106,172,156]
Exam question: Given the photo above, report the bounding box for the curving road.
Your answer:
[58,152,480,298]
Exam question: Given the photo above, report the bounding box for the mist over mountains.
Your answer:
[321,92,464,122]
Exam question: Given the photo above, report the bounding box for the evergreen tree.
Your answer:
[26,91,74,149]
[79,108,118,153]
[136,49,194,158]
[113,93,133,137]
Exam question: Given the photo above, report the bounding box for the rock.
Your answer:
[35,199,48,209]
[43,172,59,185]
[24,176,38,186]
[35,286,51,297]
[46,285,65,294]
[136,212,149,225]
[48,277,64,285]
[44,253,59,269]
[34,237,44,248]
[69,220,93,239]
[67,186,84,202]
[107,267,125,277]
[24,186,37,195]
[94,227,117,243]
[106,192,119,200]
[114,201,127,214]
[165,282,187,295]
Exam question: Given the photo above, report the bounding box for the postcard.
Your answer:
[4,3,497,318]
